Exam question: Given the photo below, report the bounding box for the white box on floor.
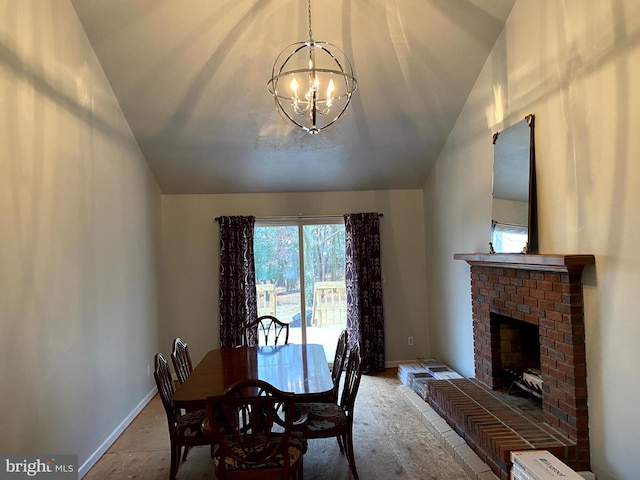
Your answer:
[510,451,583,480]
[397,363,429,386]
[432,370,463,380]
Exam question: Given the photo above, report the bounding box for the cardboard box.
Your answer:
[510,450,583,480]
[397,363,429,386]
[411,375,432,400]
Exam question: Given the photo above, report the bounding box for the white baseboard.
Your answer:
[79,388,157,478]
[385,360,421,368]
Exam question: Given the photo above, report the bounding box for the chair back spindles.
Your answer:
[330,330,349,401]
[204,379,305,479]
[154,353,177,427]
[341,342,363,416]
[244,315,290,347]
[171,337,193,384]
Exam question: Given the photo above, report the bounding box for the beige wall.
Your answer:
[0,1,163,474]
[424,1,640,479]
[162,190,428,366]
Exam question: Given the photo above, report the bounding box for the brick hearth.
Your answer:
[450,253,595,477]
[426,378,575,479]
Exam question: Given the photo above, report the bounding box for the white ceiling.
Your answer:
[70,0,515,194]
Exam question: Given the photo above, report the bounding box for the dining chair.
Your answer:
[297,342,364,480]
[171,337,193,385]
[153,353,215,480]
[203,379,307,480]
[244,315,290,346]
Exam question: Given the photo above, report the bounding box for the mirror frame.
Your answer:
[491,114,537,254]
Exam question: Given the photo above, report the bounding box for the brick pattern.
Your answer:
[468,266,590,471]
[427,378,576,480]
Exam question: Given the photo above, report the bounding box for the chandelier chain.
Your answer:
[308,0,313,41]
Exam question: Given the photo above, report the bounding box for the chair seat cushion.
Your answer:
[298,402,347,435]
[213,433,306,471]
[176,409,207,437]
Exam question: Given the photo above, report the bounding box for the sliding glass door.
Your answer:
[254,219,346,361]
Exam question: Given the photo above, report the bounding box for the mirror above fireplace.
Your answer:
[491,114,537,253]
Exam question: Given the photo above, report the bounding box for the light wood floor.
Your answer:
[83,369,471,480]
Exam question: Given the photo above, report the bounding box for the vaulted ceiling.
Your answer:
[71,0,515,194]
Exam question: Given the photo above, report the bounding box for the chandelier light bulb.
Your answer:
[326,78,335,105]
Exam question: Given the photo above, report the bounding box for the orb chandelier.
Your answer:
[267,0,357,134]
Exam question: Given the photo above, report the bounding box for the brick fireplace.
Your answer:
[442,253,595,477]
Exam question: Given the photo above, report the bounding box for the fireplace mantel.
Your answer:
[454,253,595,273]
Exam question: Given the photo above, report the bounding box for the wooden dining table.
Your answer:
[172,343,334,409]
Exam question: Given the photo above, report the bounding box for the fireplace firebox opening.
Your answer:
[492,312,542,397]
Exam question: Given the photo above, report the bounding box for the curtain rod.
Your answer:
[215,213,383,222]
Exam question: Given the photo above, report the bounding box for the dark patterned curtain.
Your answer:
[217,216,257,348]
[344,213,385,373]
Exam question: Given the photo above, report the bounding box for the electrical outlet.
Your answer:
[147,364,151,376]
[408,336,414,346]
